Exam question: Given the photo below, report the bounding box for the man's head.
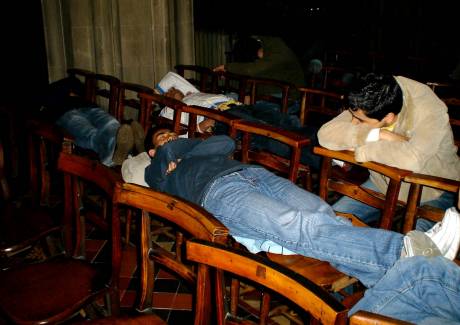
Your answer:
[164,87,186,101]
[232,36,263,62]
[145,125,178,157]
[347,73,403,125]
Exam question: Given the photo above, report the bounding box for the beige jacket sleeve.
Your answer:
[353,103,450,171]
[317,94,452,172]
[317,110,375,150]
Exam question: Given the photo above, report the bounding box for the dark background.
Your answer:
[194,0,459,79]
[1,0,458,105]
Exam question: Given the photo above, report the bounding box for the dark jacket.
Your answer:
[144,135,256,205]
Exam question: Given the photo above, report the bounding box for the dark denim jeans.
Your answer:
[56,107,120,166]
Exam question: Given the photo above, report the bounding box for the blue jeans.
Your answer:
[333,179,456,227]
[350,256,460,324]
[332,179,381,224]
[202,168,403,288]
[56,107,120,166]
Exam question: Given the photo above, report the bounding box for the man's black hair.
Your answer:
[144,124,173,150]
[348,73,403,120]
[232,36,263,63]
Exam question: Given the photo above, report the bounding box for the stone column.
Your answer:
[174,0,195,67]
[41,0,67,81]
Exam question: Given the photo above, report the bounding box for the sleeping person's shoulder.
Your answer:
[121,152,151,186]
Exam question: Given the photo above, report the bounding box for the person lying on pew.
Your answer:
[124,125,460,324]
[155,71,321,170]
[41,76,145,166]
[318,73,460,228]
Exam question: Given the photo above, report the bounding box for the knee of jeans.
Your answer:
[395,256,453,281]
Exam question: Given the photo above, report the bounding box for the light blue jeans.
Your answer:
[202,168,403,288]
[350,256,460,324]
[202,168,460,324]
[56,107,120,166]
[332,178,455,228]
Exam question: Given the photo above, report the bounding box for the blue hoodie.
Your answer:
[144,135,258,205]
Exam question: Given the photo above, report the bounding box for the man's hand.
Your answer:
[166,161,177,174]
[198,118,216,133]
[213,64,225,72]
[379,129,409,142]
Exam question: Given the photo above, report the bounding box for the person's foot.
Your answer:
[402,231,441,258]
[112,124,134,165]
[402,207,460,260]
[424,207,460,260]
[131,120,145,153]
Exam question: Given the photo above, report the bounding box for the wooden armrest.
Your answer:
[404,173,460,193]
[119,183,229,242]
[313,146,412,181]
[234,120,310,148]
[335,212,368,227]
[350,311,413,325]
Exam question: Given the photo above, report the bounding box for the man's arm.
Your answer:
[183,135,236,159]
[318,110,375,150]
[144,138,200,190]
[144,136,235,190]
[354,111,449,171]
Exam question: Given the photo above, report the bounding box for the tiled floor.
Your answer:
[84,222,299,325]
[85,221,196,324]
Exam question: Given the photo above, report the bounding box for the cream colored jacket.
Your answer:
[318,76,460,202]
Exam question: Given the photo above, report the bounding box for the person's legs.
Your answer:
[79,107,121,165]
[332,179,382,224]
[57,107,122,165]
[416,191,456,231]
[202,168,403,288]
[350,256,460,324]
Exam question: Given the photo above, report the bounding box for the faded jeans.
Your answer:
[333,178,455,228]
[56,107,120,166]
[350,256,460,324]
[202,168,460,324]
[202,167,403,288]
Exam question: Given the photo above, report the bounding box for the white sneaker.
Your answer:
[403,231,441,258]
[424,207,460,260]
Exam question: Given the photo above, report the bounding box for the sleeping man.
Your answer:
[155,71,321,170]
[123,125,460,324]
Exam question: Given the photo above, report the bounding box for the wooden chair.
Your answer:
[313,146,412,230]
[175,64,214,92]
[0,120,64,265]
[0,151,122,324]
[113,182,229,313]
[187,239,409,325]
[80,314,166,324]
[138,90,189,134]
[66,69,120,117]
[91,73,121,118]
[402,173,460,234]
[211,70,249,103]
[246,77,294,114]
[310,65,351,92]
[116,82,155,128]
[174,104,241,139]
[297,87,345,127]
[426,82,460,150]
[233,119,313,191]
[67,67,95,102]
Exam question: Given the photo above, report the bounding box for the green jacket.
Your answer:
[226,36,305,93]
